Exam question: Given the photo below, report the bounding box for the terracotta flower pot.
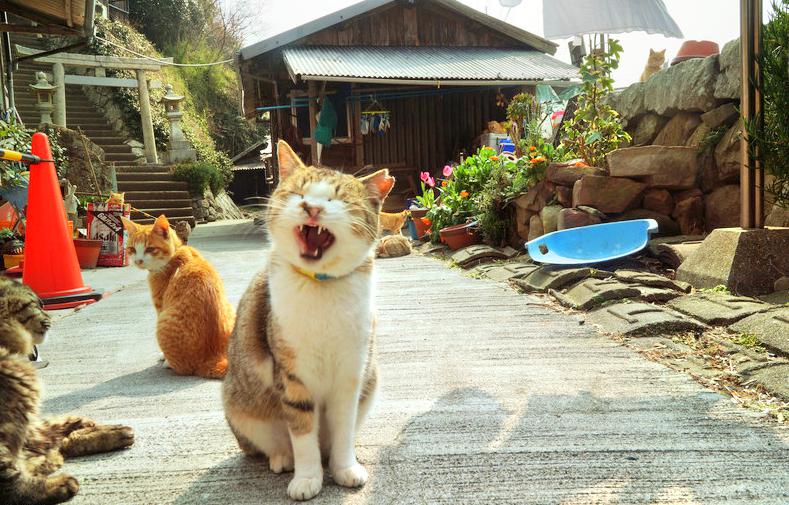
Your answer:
[671,40,720,66]
[410,208,430,239]
[439,222,480,250]
[74,238,102,269]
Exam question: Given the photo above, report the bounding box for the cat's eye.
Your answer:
[127,247,136,255]
[144,247,156,254]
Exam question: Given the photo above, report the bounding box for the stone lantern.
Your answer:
[160,84,195,163]
[30,71,56,126]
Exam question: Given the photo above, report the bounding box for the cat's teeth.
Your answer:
[299,225,304,232]
[318,226,324,234]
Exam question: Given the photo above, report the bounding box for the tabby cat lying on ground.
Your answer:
[0,276,134,505]
[223,140,393,500]
[122,215,234,379]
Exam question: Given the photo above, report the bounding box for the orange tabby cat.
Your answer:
[379,210,409,235]
[640,48,665,82]
[121,215,234,379]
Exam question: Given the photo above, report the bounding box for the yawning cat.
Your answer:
[223,140,393,500]
[122,215,234,379]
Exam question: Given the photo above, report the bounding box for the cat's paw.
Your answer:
[160,358,172,369]
[332,463,368,488]
[45,474,79,502]
[287,475,322,501]
[269,453,294,474]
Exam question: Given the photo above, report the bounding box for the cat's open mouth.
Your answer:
[295,224,335,260]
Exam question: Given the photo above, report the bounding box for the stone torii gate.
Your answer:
[16,44,173,164]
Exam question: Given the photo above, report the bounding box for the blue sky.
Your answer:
[221,0,772,86]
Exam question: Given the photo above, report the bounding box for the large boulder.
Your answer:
[701,102,739,129]
[572,175,646,213]
[617,209,681,237]
[672,191,705,235]
[607,146,700,190]
[686,123,712,148]
[643,188,675,215]
[653,112,702,146]
[555,185,573,207]
[540,205,562,234]
[766,204,789,227]
[630,113,669,146]
[704,185,740,231]
[643,54,721,115]
[545,161,605,186]
[608,82,646,124]
[513,181,555,212]
[713,122,743,184]
[528,214,544,241]
[715,39,741,100]
[557,208,602,230]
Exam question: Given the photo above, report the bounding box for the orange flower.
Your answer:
[530,157,540,164]
[530,156,546,164]
[442,180,448,187]
[460,190,470,198]
[421,217,432,226]
[490,155,499,161]
[574,161,588,168]
[529,146,537,152]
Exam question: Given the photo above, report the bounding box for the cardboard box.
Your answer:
[86,203,130,267]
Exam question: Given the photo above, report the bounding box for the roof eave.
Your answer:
[296,74,579,87]
[239,0,559,61]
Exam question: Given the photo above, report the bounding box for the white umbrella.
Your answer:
[542,0,683,39]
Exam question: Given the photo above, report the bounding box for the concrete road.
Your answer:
[40,228,789,504]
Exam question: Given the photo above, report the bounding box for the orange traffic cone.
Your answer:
[22,132,102,310]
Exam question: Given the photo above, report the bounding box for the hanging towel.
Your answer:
[314,97,337,147]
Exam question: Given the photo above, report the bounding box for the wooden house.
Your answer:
[238,0,578,197]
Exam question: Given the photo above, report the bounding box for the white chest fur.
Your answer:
[269,260,374,397]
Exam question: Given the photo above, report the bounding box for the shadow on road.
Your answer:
[42,364,206,415]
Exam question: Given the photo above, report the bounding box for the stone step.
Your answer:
[115,165,171,174]
[124,190,191,200]
[80,128,121,137]
[67,111,107,119]
[66,121,112,129]
[106,153,142,162]
[118,180,189,191]
[132,215,196,227]
[116,171,174,182]
[129,199,193,209]
[99,144,134,154]
[131,207,194,219]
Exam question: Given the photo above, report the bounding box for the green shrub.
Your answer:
[172,160,223,195]
[0,119,69,186]
[562,37,631,167]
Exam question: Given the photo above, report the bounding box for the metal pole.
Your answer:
[52,63,66,127]
[740,0,764,229]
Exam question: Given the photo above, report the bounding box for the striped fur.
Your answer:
[0,276,134,505]
[223,141,392,500]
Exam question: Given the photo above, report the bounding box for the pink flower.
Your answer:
[426,175,435,188]
[443,165,453,177]
[420,171,430,183]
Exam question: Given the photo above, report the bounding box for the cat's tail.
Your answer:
[197,355,227,380]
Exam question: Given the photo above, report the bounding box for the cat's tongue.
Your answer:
[296,225,335,260]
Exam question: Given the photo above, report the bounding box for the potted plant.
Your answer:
[0,228,24,270]
[411,171,437,239]
[73,238,102,269]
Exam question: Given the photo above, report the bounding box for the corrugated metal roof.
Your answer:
[282,46,579,83]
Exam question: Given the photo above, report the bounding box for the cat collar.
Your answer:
[292,265,335,281]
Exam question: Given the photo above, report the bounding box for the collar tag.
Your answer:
[292,265,335,281]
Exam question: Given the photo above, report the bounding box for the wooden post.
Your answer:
[308,80,319,165]
[136,69,158,164]
[352,84,364,168]
[740,0,764,229]
[52,63,66,127]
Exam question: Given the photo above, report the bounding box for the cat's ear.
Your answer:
[152,214,170,238]
[121,217,137,235]
[649,48,655,55]
[360,169,395,203]
[277,140,305,180]
[658,49,665,56]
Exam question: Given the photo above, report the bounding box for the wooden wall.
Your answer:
[362,89,503,172]
[299,1,525,48]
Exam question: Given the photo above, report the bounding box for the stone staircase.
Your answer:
[10,33,196,227]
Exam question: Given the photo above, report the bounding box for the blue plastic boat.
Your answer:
[525,219,659,265]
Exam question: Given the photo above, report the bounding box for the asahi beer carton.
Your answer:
[86,202,131,267]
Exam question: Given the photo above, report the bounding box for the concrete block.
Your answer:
[551,278,641,310]
[587,301,706,336]
[667,292,770,325]
[513,267,610,293]
[730,307,789,356]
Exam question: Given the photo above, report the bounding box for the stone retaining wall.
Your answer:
[512,38,787,246]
